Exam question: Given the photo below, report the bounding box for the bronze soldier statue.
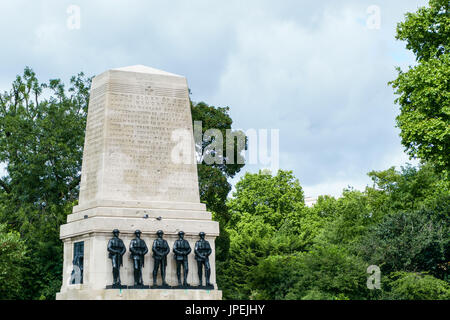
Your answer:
[173,231,191,287]
[194,232,212,287]
[152,230,170,287]
[129,230,148,286]
[107,229,126,287]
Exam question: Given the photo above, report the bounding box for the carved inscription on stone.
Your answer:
[78,70,200,205]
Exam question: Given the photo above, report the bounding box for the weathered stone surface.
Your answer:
[78,65,200,207]
[56,288,222,300]
[60,217,219,241]
[57,65,220,300]
[67,206,211,223]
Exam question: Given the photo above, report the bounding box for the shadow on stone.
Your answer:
[127,285,150,289]
[151,284,172,289]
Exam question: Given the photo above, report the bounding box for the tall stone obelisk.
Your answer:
[56,65,221,300]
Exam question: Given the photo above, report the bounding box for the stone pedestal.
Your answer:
[56,65,221,300]
[56,288,222,300]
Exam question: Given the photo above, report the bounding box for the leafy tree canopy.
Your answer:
[0,67,91,299]
[227,170,304,230]
[0,223,27,299]
[390,0,450,172]
[0,69,244,299]
[384,272,450,300]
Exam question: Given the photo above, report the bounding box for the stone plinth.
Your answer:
[56,288,222,300]
[56,65,221,300]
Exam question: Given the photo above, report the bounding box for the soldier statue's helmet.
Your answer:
[178,231,185,236]
[113,229,120,234]
[156,230,164,235]
[135,230,142,235]
[199,232,206,237]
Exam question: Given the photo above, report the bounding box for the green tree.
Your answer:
[0,223,27,299]
[390,0,450,172]
[0,68,244,299]
[191,101,246,216]
[384,272,450,300]
[219,170,306,299]
[314,189,375,247]
[296,195,338,250]
[249,254,303,300]
[0,67,90,207]
[283,245,368,300]
[191,101,247,261]
[220,213,275,299]
[358,208,449,281]
[356,163,450,283]
[0,67,91,299]
[227,170,304,230]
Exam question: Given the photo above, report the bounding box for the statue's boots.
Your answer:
[134,270,140,286]
[161,270,168,286]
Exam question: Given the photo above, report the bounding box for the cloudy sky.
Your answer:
[0,0,426,198]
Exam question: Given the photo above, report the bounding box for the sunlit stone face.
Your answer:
[78,65,200,205]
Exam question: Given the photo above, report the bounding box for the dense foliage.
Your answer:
[0,68,90,299]
[217,165,449,300]
[0,223,27,299]
[389,0,449,173]
[191,101,247,260]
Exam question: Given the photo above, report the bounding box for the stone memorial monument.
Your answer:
[56,65,221,300]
